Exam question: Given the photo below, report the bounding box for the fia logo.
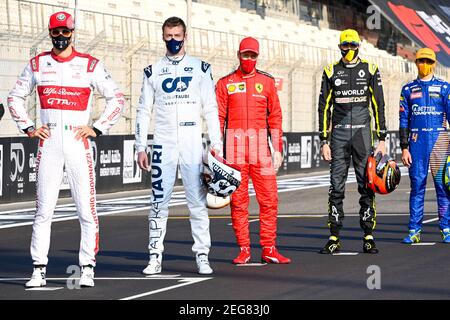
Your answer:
[162,77,193,93]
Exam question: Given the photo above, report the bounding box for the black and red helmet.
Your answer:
[366,152,401,194]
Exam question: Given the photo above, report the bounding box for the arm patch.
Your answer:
[144,65,152,78]
[324,63,334,78]
[201,61,210,73]
[87,57,99,73]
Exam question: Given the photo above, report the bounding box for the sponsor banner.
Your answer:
[0,145,2,197]
[369,0,450,67]
[274,77,284,91]
[0,132,403,204]
[122,139,142,184]
[281,133,329,173]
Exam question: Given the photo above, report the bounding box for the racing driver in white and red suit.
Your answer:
[8,11,124,288]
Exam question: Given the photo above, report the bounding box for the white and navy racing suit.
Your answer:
[8,49,124,267]
[135,54,222,257]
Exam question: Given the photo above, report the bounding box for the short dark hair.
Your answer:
[162,16,186,34]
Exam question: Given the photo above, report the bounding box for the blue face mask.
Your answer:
[165,38,184,55]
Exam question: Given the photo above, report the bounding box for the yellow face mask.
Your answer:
[417,62,435,78]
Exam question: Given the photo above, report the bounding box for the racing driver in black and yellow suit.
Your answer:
[318,29,387,254]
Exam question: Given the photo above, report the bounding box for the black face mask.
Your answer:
[340,48,359,61]
[52,35,71,51]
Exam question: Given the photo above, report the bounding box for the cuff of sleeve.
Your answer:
[400,144,409,150]
[92,127,103,137]
[135,145,146,153]
[23,126,36,137]
[377,129,387,141]
[210,142,223,151]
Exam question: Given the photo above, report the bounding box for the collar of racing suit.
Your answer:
[50,47,78,62]
[236,67,257,79]
[341,58,361,69]
[416,75,434,83]
[165,53,186,64]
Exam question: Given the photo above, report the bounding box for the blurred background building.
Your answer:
[0,0,448,137]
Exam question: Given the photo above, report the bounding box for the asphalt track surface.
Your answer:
[1,170,450,300]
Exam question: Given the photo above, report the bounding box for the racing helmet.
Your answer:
[203,150,241,208]
[206,193,231,210]
[444,155,450,192]
[0,103,4,121]
[366,152,401,194]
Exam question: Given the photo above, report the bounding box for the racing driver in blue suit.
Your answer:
[400,48,450,244]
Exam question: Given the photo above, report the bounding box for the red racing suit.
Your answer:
[216,68,283,247]
[8,49,124,267]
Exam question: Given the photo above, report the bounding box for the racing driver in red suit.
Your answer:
[216,37,290,264]
[8,12,124,288]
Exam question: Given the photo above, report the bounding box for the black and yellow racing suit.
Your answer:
[318,58,387,236]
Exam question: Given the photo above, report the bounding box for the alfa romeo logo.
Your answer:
[57,13,66,21]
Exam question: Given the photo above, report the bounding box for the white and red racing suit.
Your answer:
[8,49,124,267]
[216,68,283,247]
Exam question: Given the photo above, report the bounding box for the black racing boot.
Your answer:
[363,235,379,254]
[319,236,341,254]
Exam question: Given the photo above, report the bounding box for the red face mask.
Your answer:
[239,58,257,74]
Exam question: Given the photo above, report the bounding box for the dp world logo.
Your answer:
[162,77,193,93]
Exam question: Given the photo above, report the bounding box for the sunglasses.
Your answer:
[416,58,435,65]
[240,52,258,60]
[50,28,73,37]
[340,41,359,50]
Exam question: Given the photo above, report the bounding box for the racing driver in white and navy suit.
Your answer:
[135,17,222,276]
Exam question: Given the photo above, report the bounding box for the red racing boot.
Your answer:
[261,246,291,264]
[232,246,251,264]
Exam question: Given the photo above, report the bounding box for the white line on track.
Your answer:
[423,217,439,224]
[0,277,188,281]
[235,263,267,267]
[145,274,181,278]
[226,213,435,225]
[119,277,212,300]
[332,252,359,256]
[411,243,436,246]
[0,276,213,299]
[227,218,260,226]
[25,287,64,291]
[0,167,411,230]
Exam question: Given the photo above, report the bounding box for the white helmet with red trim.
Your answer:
[203,150,241,208]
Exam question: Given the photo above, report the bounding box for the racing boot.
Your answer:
[402,229,421,244]
[232,246,251,264]
[441,228,450,243]
[363,235,379,254]
[196,253,213,275]
[319,236,341,254]
[79,265,95,287]
[25,265,46,288]
[143,253,162,275]
[261,246,291,264]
